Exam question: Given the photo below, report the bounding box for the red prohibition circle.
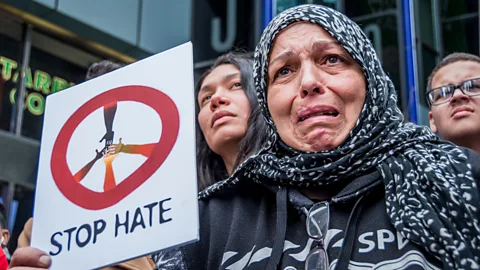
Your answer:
[51,85,179,210]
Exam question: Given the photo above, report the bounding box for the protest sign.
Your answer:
[31,42,198,270]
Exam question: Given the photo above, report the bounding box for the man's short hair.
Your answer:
[427,52,480,91]
[85,60,123,81]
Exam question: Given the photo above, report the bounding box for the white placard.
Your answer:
[31,42,198,270]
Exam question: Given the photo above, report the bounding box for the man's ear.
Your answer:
[429,111,438,133]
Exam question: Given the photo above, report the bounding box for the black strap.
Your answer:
[335,193,368,270]
[267,186,288,270]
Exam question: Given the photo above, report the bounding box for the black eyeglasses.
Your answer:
[304,202,330,270]
[426,77,480,106]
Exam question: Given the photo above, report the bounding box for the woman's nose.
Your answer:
[210,92,230,110]
[300,63,325,98]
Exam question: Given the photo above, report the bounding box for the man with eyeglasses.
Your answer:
[427,52,480,153]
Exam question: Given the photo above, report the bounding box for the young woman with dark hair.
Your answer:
[195,52,267,191]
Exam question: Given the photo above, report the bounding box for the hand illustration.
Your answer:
[100,102,117,147]
[74,149,105,183]
[99,130,115,146]
[103,151,118,192]
[103,151,118,164]
[107,138,124,156]
[94,149,103,161]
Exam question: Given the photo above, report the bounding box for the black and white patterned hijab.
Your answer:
[200,4,480,269]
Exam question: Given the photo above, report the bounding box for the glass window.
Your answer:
[0,35,19,134]
[441,0,478,55]
[415,0,438,116]
[57,0,140,45]
[441,0,477,18]
[0,12,109,140]
[19,31,88,139]
[275,0,338,14]
[345,0,396,18]
[193,0,257,63]
[0,12,22,134]
[139,0,192,53]
[348,6,403,110]
[1,32,87,140]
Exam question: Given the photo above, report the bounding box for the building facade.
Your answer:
[0,0,478,253]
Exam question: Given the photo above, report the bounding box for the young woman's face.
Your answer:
[197,64,251,154]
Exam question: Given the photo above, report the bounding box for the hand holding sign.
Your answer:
[9,247,51,269]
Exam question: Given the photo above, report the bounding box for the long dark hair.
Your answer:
[195,52,267,191]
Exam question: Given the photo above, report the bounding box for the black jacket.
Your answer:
[154,148,480,269]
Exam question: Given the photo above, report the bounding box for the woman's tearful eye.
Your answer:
[327,55,341,64]
[276,67,291,78]
[278,68,290,76]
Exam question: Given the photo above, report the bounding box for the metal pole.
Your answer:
[14,24,32,136]
[396,0,408,118]
[401,0,419,124]
[136,0,143,46]
[254,0,263,43]
[432,0,443,60]
[4,183,15,232]
[263,0,273,29]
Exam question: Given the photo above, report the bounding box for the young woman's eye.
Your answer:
[201,95,212,104]
[232,82,242,88]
